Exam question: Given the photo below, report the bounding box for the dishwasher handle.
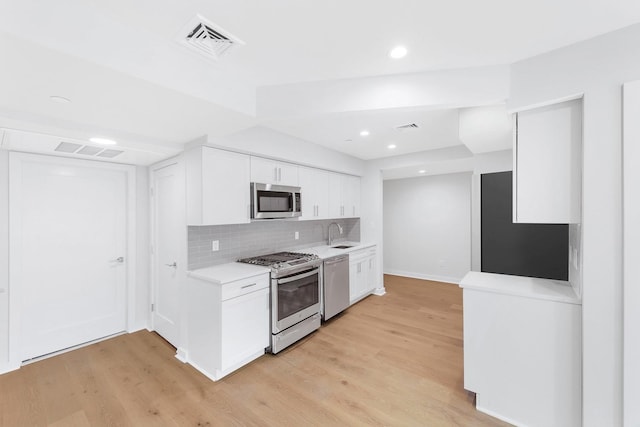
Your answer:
[325,255,348,265]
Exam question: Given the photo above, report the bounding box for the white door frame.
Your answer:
[8,152,137,371]
[149,156,188,361]
[623,81,640,426]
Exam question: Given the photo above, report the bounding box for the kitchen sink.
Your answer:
[332,245,355,249]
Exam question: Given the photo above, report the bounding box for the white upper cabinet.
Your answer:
[299,167,329,220]
[329,173,361,218]
[345,174,361,218]
[185,146,251,225]
[250,157,299,186]
[514,98,582,224]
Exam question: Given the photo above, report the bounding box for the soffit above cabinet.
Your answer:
[1,129,181,166]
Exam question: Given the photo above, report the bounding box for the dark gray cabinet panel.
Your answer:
[481,171,568,280]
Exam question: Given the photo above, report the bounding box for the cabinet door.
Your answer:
[313,169,329,219]
[349,250,369,303]
[514,99,582,223]
[299,167,316,220]
[328,172,343,218]
[364,251,377,294]
[299,167,329,220]
[220,288,269,371]
[251,157,279,184]
[250,157,299,186]
[344,175,361,218]
[202,148,250,225]
[277,162,299,186]
[349,259,359,303]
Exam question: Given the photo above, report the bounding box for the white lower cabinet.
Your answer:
[460,272,581,427]
[186,271,270,381]
[349,246,377,304]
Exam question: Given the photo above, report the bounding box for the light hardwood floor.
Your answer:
[0,275,510,426]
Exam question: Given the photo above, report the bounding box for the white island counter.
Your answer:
[460,271,582,427]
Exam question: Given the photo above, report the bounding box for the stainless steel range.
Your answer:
[238,251,322,353]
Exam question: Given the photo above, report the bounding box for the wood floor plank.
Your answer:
[0,274,510,426]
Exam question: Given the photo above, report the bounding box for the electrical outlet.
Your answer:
[212,240,219,251]
[294,231,299,240]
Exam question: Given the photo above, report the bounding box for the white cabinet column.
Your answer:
[185,146,251,226]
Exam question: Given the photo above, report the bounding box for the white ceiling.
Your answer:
[0,0,639,164]
[265,107,463,160]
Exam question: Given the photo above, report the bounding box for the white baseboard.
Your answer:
[0,362,20,375]
[175,347,188,363]
[475,403,524,427]
[127,323,148,334]
[373,287,386,296]
[383,269,461,285]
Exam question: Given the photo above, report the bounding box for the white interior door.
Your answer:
[151,162,184,348]
[10,153,129,361]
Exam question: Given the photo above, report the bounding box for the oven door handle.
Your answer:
[277,268,319,284]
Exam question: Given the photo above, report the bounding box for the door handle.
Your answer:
[165,262,177,268]
[112,256,124,263]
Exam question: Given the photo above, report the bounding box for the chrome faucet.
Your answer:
[328,222,343,246]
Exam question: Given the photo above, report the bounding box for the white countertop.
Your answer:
[296,241,376,259]
[187,241,376,284]
[459,271,581,305]
[187,262,270,284]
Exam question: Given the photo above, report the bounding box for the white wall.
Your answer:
[470,150,513,271]
[622,81,640,427]
[208,126,365,176]
[509,23,640,426]
[134,166,150,331]
[363,148,512,291]
[383,172,472,283]
[0,150,9,373]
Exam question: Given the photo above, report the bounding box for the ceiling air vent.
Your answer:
[76,145,103,156]
[395,123,419,131]
[55,142,83,153]
[97,149,124,158]
[54,142,123,159]
[177,14,244,61]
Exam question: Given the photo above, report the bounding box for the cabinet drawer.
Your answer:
[222,275,270,301]
[349,249,368,262]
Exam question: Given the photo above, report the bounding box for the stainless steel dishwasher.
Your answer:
[322,254,350,321]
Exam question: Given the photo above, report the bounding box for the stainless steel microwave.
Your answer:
[251,183,301,219]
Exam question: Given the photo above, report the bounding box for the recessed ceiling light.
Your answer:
[418,169,426,174]
[49,95,71,104]
[387,144,397,149]
[89,137,117,146]
[389,45,408,59]
[360,130,370,137]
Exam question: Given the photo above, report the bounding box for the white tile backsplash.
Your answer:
[188,218,360,270]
